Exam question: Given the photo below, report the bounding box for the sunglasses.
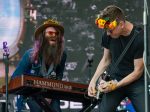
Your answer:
[95,17,118,31]
[45,31,59,36]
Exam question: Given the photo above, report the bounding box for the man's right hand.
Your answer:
[88,81,97,97]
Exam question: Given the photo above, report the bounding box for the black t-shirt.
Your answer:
[101,26,144,81]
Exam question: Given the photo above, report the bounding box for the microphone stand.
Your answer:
[3,42,10,112]
[143,0,149,112]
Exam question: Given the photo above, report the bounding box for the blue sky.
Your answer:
[0,0,20,17]
[0,0,22,59]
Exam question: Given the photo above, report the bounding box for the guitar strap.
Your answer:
[108,27,141,76]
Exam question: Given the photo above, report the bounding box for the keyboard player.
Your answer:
[11,19,67,112]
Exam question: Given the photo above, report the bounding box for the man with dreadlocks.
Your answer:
[11,19,67,112]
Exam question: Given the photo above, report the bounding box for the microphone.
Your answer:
[3,41,9,57]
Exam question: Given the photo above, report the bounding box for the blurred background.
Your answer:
[0,0,150,112]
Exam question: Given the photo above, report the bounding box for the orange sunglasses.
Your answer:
[45,31,59,36]
[95,17,118,30]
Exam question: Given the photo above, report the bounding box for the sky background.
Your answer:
[0,0,22,59]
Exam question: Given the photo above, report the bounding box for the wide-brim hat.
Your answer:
[34,19,64,40]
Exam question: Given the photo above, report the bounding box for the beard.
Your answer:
[47,44,57,57]
[43,42,58,65]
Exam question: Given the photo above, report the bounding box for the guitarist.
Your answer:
[88,5,144,112]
